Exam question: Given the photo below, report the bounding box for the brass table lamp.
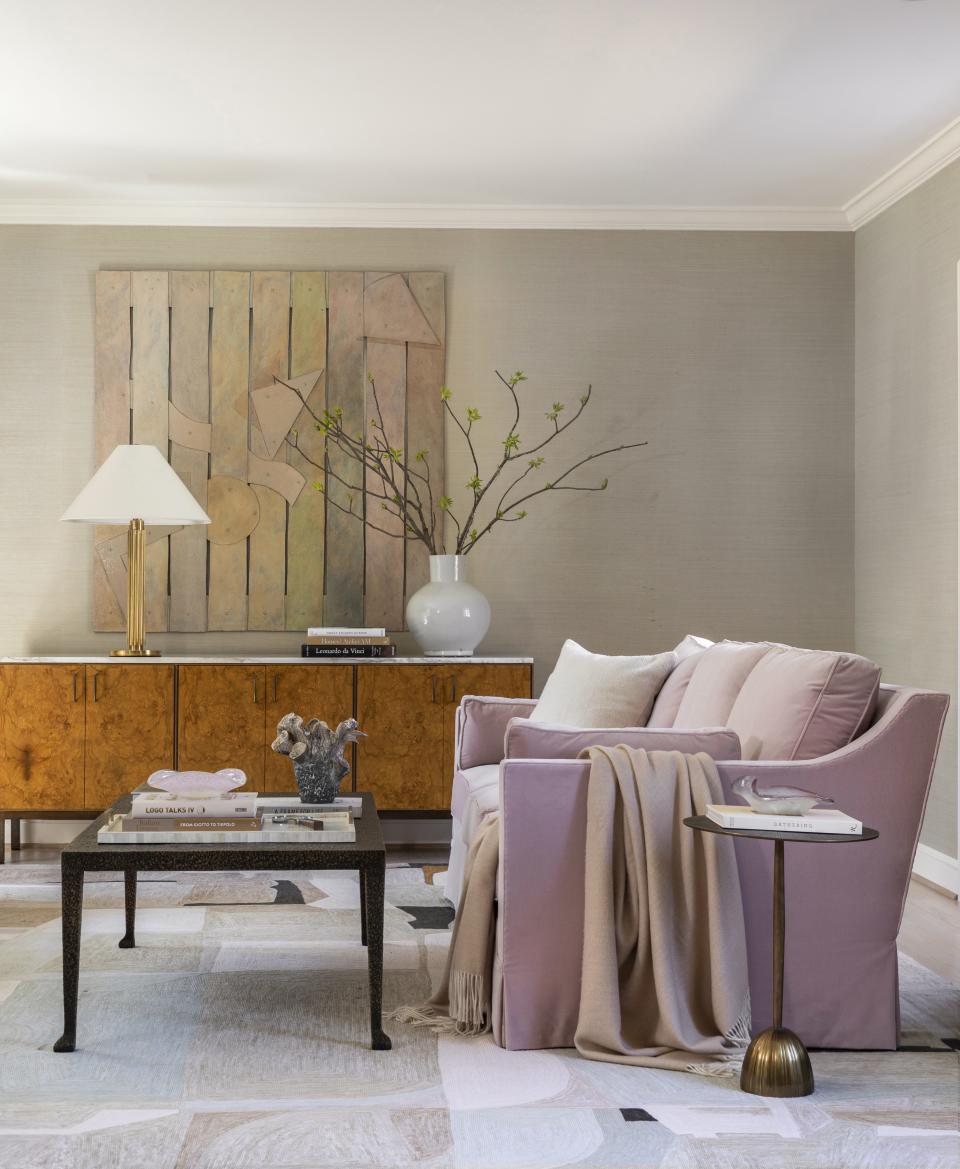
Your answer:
[62,444,210,656]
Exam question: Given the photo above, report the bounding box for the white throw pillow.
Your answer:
[530,640,677,728]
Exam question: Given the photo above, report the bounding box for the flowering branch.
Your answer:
[282,369,647,555]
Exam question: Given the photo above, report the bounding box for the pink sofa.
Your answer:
[448,642,949,1052]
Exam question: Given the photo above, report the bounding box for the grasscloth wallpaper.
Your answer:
[0,226,854,671]
[855,159,960,860]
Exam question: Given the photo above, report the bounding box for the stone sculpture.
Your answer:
[271,713,366,803]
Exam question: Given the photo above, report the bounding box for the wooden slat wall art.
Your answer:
[169,271,210,632]
[325,271,366,628]
[93,270,445,633]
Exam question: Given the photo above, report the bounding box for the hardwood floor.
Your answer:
[3,841,958,983]
[898,878,960,983]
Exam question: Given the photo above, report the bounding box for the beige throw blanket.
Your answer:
[394,747,750,1074]
[392,813,500,1035]
[575,747,750,1074]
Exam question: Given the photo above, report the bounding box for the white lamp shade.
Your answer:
[61,444,211,525]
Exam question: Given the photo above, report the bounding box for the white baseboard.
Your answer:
[913,843,960,896]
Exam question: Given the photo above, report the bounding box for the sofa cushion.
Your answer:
[457,696,538,769]
[648,652,703,727]
[726,644,880,760]
[531,639,676,727]
[672,640,771,728]
[504,719,741,762]
[450,763,499,823]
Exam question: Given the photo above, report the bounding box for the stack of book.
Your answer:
[125,788,260,834]
[97,793,359,844]
[301,626,397,658]
[705,804,863,835]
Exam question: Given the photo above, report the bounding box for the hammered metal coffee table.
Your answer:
[53,790,390,1053]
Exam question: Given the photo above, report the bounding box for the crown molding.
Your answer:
[844,115,960,229]
[0,199,850,231]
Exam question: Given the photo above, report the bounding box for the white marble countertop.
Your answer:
[0,655,533,665]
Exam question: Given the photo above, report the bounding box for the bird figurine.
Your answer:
[732,775,834,816]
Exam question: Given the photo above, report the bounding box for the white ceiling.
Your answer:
[2,0,960,226]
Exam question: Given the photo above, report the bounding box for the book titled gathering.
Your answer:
[301,627,397,658]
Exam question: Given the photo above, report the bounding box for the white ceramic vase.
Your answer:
[405,554,491,657]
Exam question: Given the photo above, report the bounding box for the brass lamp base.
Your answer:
[740,1027,814,1097]
[112,518,162,657]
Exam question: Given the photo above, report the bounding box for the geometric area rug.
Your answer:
[0,864,957,1169]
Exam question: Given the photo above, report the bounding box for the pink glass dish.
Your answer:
[146,769,247,798]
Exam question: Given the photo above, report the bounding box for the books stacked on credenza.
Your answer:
[301,626,397,658]
[97,794,361,845]
[705,804,863,835]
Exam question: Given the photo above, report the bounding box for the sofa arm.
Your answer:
[504,720,741,761]
[455,695,538,771]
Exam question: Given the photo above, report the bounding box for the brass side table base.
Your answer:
[683,814,878,1099]
[740,1026,814,1097]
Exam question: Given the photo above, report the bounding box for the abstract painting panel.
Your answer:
[93,270,446,632]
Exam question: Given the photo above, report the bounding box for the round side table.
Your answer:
[683,814,879,1098]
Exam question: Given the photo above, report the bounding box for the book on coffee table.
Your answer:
[97,809,356,844]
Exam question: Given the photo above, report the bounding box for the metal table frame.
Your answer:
[53,790,391,1053]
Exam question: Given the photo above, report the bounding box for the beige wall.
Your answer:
[855,160,960,860]
[0,226,853,692]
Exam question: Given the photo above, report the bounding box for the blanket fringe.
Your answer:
[723,990,753,1050]
[685,991,752,1077]
[389,971,489,1037]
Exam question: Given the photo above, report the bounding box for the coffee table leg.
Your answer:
[364,859,391,1050]
[54,868,84,1052]
[359,866,368,946]
[119,869,137,948]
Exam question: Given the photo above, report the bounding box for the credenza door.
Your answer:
[0,665,85,810]
[84,664,175,808]
[177,665,267,790]
[263,665,355,793]
[354,664,445,810]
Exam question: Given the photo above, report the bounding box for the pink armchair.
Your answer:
[451,683,948,1052]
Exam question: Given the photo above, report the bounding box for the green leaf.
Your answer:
[515,509,527,519]
[438,495,453,511]
[466,475,482,491]
[415,448,428,462]
[469,528,478,541]
[312,480,325,493]
[600,478,609,490]
[388,446,403,462]
[528,456,545,469]
[466,406,481,423]
[508,371,527,387]
[502,432,521,453]
[440,385,452,401]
